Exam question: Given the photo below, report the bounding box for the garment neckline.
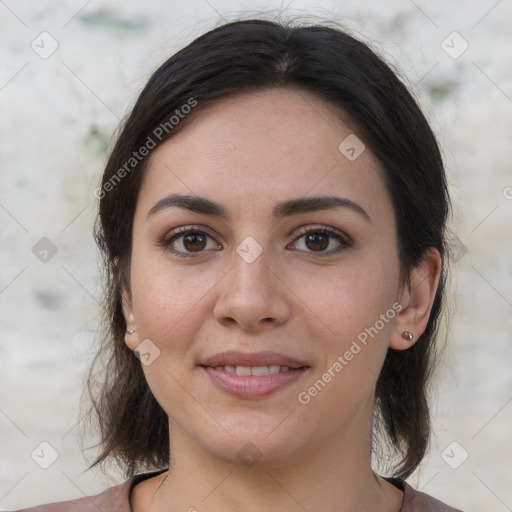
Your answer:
[384,476,407,511]
[129,467,168,491]
[129,469,408,511]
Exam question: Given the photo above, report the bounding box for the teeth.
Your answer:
[236,366,252,376]
[213,365,292,375]
[250,365,270,376]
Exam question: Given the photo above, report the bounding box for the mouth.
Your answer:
[201,364,301,376]
[200,349,310,370]
[199,351,311,399]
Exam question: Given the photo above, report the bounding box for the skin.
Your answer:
[122,88,441,512]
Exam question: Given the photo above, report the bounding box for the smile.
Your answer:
[201,365,310,399]
[211,364,292,375]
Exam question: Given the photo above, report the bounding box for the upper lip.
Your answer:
[201,350,310,369]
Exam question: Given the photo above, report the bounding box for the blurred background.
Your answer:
[1,0,511,510]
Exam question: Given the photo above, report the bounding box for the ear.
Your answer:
[120,277,140,352]
[390,248,442,350]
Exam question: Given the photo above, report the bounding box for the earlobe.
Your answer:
[389,248,442,350]
[121,288,139,351]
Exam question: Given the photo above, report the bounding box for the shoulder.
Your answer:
[8,469,168,512]
[8,472,145,512]
[401,480,465,512]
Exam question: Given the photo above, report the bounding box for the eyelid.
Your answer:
[160,223,351,258]
[291,224,352,245]
[287,224,352,257]
[159,225,221,258]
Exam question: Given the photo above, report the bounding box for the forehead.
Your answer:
[136,88,391,224]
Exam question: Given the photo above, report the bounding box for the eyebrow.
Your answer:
[146,193,371,222]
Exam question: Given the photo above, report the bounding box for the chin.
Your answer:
[198,425,306,469]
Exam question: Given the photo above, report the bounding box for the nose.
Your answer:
[212,243,291,331]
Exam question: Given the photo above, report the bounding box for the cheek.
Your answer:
[295,260,397,418]
[128,257,210,409]
[295,254,398,345]
[293,255,399,411]
[129,250,212,345]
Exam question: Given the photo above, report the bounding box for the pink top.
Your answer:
[11,469,464,512]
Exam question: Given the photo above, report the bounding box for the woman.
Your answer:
[15,18,464,512]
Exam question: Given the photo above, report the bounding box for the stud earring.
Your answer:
[126,329,136,335]
[402,331,414,341]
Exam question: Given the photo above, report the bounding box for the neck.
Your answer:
[151,405,403,512]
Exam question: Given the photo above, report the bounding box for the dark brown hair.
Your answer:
[81,18,450,480]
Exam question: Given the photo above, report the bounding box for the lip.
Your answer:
[200,350,309,369]
[199,350,311,399]
[202,366,310,399]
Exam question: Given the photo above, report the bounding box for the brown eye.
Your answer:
[304,233,329,252]
[182,233,207,252]
[290,225,351,257]
[161,227,221,258]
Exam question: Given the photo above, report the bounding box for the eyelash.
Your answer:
[160,224,351,259]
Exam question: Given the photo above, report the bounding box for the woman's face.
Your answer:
[123,88,406,467]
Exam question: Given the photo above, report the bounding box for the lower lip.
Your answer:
[202,366,309,399]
